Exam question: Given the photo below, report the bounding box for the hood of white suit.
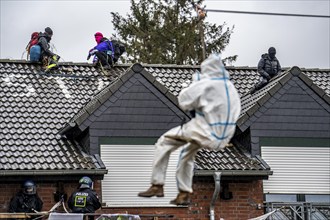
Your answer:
[193,53,230,81]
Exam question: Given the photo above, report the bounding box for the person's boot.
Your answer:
[249,85,257,94]
[170,191,191,205]
[138,185,164,197]
[45,55,60,73]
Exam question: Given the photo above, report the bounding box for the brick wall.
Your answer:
[0,180,102,213]
[102,178,265,220]
[0,178,264,220]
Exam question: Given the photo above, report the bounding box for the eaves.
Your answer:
[0,169,108,177]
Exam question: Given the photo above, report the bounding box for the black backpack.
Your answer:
[112,40,126,63]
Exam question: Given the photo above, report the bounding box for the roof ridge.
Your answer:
[1,59,329,70]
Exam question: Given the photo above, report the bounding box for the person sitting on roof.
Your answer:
[87,32,115,70]
[250,47,281,94]
[8,180,43,219]
[138,54,241,205]
[38,27,60,72]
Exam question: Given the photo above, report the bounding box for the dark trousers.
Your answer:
[95,51,113,67]
[255,76,269,90]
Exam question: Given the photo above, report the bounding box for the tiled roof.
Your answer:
[237,67,330,128]
[303,68,330,95]
[145,64,330,116]
[194,145,270,176]
[145,65,263,97]
[0,61,128,175]
[144,65,198,96]
[2,59,328,176]
[146,65,330,95]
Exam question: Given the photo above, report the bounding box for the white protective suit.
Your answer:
[150,54,241,193]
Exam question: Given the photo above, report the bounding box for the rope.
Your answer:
[33,196,68,220]
[206,9,330,18]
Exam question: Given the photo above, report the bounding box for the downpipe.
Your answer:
[210,172,221,220]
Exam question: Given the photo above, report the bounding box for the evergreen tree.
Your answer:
[111,0,237,65]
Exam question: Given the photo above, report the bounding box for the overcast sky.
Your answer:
[0,0,329,68]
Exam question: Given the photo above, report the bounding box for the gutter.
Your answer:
[210,172,221,220]
[0,169,108,176]
[194,170,273,177]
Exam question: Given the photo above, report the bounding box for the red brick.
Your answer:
[0,179,264,220]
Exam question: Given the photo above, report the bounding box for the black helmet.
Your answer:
[22,180,36,195]
[79,176,93,189]
[45,27,53,36]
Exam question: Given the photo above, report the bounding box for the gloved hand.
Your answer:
[264,73,271,81]
[52,54,60,61]
[90,49,98,55]
[87,49,98,60]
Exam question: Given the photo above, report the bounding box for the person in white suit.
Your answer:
[138,54,241,205]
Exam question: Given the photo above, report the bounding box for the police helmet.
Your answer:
[22,180,37,195]
[79,176,93,189]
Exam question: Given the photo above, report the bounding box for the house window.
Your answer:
[265,194,297,202]
[261,144,330,194]
[305,194,330,203]
[265,194,330,203]
[261,138,330,220]
[264,194,330,220]
[100,137,182,207]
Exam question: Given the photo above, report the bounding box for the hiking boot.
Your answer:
[138,185,164,197]
[249,86,257,95]
[170,191,191,206]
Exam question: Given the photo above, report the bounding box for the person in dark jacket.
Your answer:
[87,32,114,70]
[38,27,60,72]
[250,47,281,94]
[68,176,101,220]
[8,180,43,219]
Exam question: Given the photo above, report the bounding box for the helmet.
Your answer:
[22,180,36,195]
[45,27,53,36]
[79,176,93,189]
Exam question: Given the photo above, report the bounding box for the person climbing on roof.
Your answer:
[87,32,115,70]
[38,27,60,72]
[27,27,60,72]
[138,54,241,206]
[250,47,281,94]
